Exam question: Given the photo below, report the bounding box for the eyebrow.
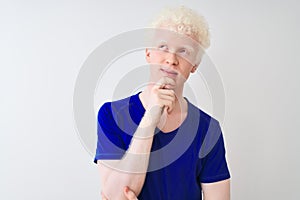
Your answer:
[157,40,193,47]
[155,39,168,45]
[154,39,196,53]
[181,44,195,52]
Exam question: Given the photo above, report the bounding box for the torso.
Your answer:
[157,110,188,133]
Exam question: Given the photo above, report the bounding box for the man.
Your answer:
[95,6,231,200]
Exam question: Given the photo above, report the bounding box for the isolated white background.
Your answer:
[1,0,299,199]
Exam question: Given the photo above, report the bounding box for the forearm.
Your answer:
[202,179,231,200]
[100,113,156,199]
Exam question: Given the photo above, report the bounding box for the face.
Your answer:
[145,29,202,88]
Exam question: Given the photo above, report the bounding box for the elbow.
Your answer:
[127,177,145,196]
[102,173,145,199]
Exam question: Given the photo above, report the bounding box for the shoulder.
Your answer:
[97,93,141,140]
[97,93,143,131]
[187,99,220,128]
[98,94,134,116]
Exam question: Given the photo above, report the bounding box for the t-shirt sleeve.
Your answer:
[198,119,231,183]
[93,102,126,163]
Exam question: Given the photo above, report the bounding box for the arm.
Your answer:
[101,179,231,200]
[102,186,138,200]
[98,113,157,200]
[201,179,230,200]
[98,77,176,200]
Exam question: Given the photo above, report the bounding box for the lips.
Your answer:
[160,68,178,76]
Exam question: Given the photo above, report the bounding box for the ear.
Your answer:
[145,48,151,62]
[191,65,198,73]
[191,56,202,73]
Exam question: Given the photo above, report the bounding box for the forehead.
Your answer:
[151,28,201,50]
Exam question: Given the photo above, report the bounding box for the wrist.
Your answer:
[140,111,158,128]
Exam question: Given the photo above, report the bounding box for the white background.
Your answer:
[1,0,299,199]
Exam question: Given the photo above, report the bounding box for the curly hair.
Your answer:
[150,5,210,49]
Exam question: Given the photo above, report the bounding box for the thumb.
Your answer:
[124,186,138,200]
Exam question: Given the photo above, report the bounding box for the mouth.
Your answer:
[160,68,178,77]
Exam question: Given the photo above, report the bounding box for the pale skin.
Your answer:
[98,77,177,200]
[98,29,230,199]
[102,179,231,200]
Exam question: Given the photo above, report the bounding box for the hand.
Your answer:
[123,186,138,200]
[101,186,138,200]
[145,77,176,125]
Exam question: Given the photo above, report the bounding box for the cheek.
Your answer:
[181,72,190,80]
[148,50,163,62]
[178,59,194,74]
[179,71,192,83]
[180,67,194,80]
[177,53,198,66]
[149,64,162,77]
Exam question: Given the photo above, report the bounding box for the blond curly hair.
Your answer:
[150,5,210,49]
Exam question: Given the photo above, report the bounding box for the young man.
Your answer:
[95,6,231,200]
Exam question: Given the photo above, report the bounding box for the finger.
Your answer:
[163,106,169,114]
[160,99,175,113]
[102,196,108,200]
[154,77,176,90]
[160,77,176,89]
[158,88,176,98]
[124,186,138,200]
[163,105,171,114]
[162,83,175,90]
[101,191,108,200]
[161,99,175,113]
[158,92,176,102]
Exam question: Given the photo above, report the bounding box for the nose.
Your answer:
[165,52,179,66]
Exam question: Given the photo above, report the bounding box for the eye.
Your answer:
[178,48,189,55]
[158,44,168,51]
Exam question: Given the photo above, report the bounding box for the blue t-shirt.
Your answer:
[94,92,230,200]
